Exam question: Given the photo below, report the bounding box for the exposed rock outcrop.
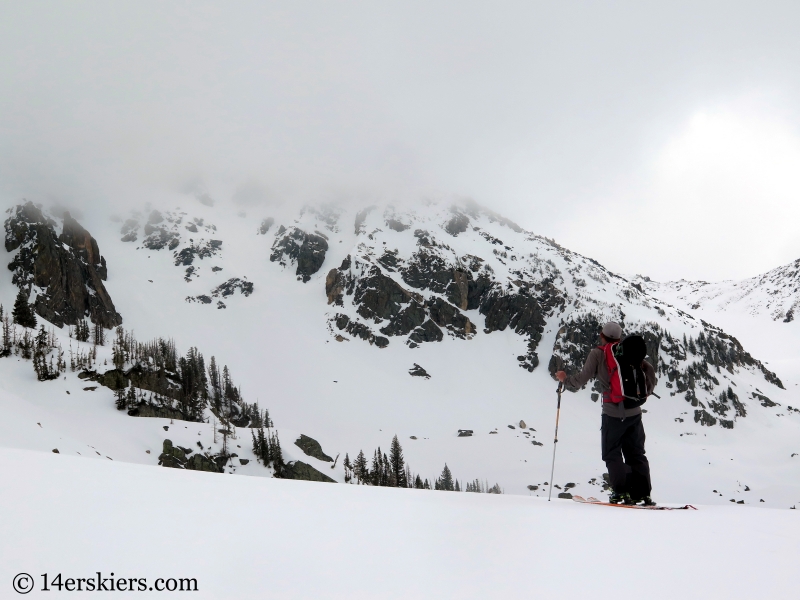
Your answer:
[480,282,564,371]
[158,439,223,473]
[294,434,333,462]
[444,211,470,236]
[173,239,223,266]
[4,202,122,329]
[270,226,328,282]
[409,363,430,379]
[282,460,336,483]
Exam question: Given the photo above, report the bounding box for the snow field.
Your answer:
[1,446,798,600]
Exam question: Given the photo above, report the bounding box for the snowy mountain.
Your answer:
[2,196,799,508]
[634,260,800,322]
[634,263,800,386]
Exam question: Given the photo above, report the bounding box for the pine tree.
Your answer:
[208,356,221,409]
[115,388,126,410]
[370,449,381,486]
[112,327,125,369]
[437,464,454,491]
[272,431,285,477]
[389,435,407,488]
[353,450,368,484]
[75,319,90,342]
[126,381,137,409]
[414,474,423,489]
[92,322,105,346]
[33,325,49,380]
[1,306,11,357]
[12,289,37,329]
[19,329,33,359]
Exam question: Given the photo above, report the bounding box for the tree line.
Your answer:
[339,435,502,493]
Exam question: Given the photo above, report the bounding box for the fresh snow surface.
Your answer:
[1,446,798,600]
[2,196,800,510]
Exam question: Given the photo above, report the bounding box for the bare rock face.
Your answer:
[325,254,475,348]
[282,460,336,483]
[294,434,333,462]
[409,363,431,378]
[479,281,564,372]
[4,202,122,329]
[444,211,470,236]
[270,226,328,283]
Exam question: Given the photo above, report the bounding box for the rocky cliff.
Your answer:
[4,202,122,329]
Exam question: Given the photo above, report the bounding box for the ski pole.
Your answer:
[548,381,564,502]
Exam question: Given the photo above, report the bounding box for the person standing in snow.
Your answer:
[555,322,657,505]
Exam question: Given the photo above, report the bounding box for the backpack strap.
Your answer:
[600,343,625,404]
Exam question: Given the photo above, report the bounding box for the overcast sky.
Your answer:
[2,1,799,281]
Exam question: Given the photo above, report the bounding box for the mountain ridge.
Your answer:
[1,196,798,506]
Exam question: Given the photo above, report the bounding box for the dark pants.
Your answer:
[601,413,651,499]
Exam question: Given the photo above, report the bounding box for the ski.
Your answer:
[571,495,697,510]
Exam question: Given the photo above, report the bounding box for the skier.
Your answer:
[555,322,657,505]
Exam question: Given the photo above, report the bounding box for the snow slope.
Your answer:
[2,195,800,509]
[636,265,800,383]
[2,446,798,600]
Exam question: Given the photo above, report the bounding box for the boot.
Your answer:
[608,491,632,505]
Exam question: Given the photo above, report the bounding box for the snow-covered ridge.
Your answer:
[634,258,800,322]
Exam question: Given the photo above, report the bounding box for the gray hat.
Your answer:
[601,321,622,340]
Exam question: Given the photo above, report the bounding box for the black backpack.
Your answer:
[612,335,649,409]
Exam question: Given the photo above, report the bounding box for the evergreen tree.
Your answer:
[126,381,137,409]
[272,431,285,477]
[353,450,368,484]
[382,451,390,486]
[92,322,105,346]
[437,464,454,491]
[33,325,48,380]
[208,356,221,409]
[12,289,37,329]
[414,474,423,489]
[75,319,90,342]
[115,388,126,410]
[1,306,11,357]
[112,327,125,369]
[19,329,33,359]
[389,435,407,488]
[370,449,381,486]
